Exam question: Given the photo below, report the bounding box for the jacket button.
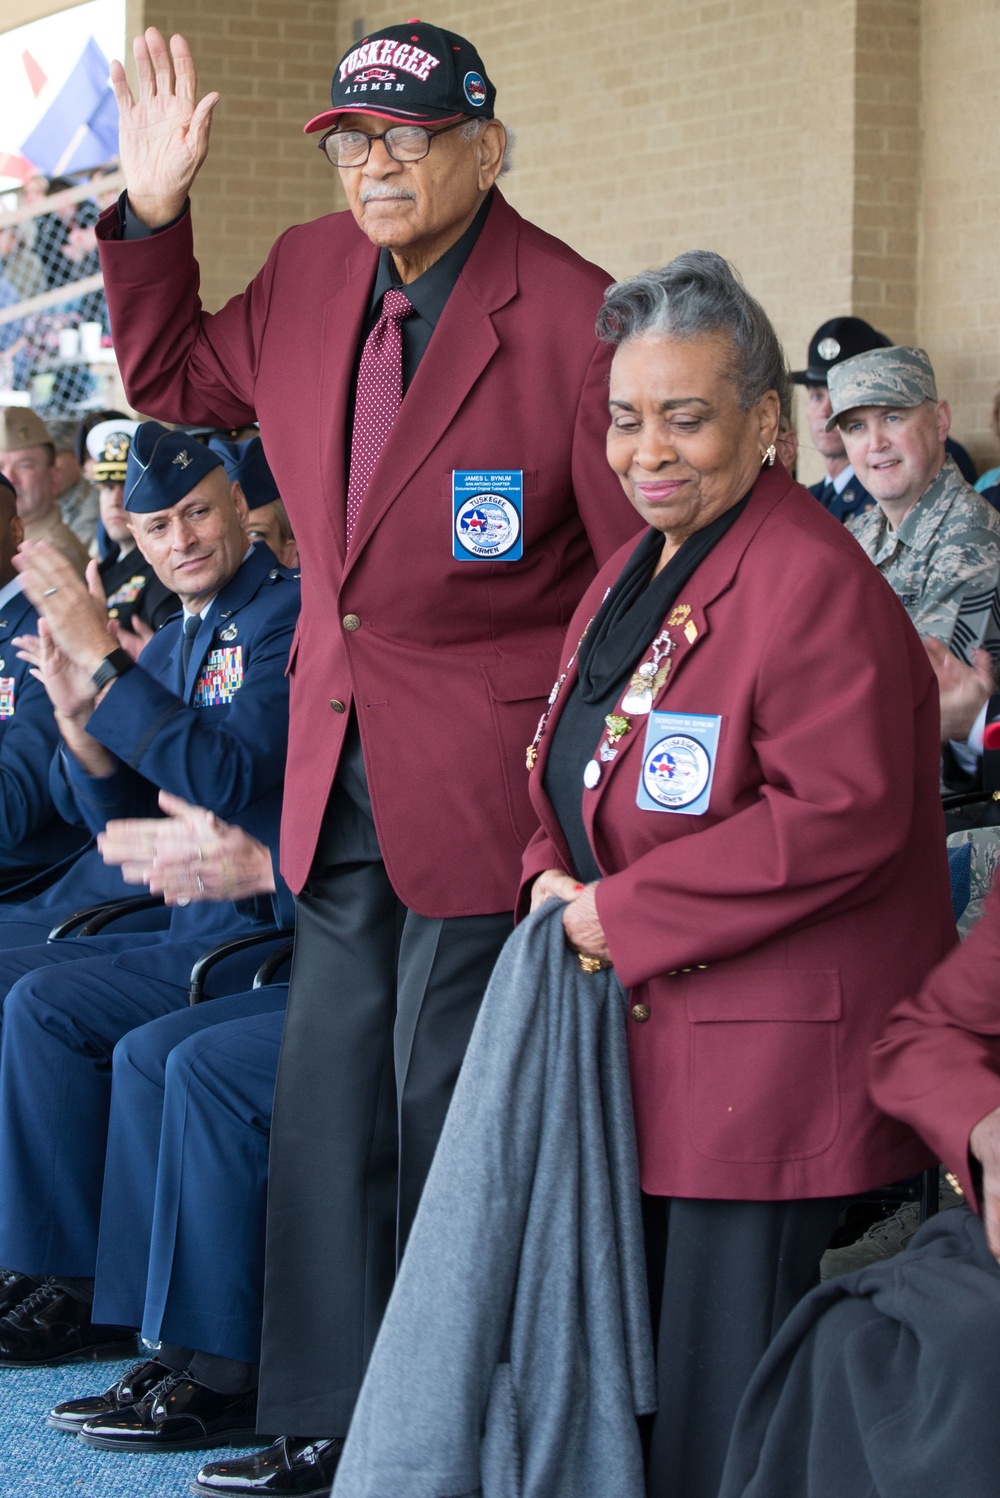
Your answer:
[342,614,361,632]
[329,699,345,713]
[631,1003,651,1024]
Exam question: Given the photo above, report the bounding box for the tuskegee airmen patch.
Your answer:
[453,471,523,561]
[193,646,244,708]
[637,711,721,815]
[0,678,14,719]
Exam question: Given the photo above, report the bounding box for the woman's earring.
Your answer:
[762,443,777,468]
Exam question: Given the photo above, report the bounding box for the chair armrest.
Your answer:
[48,893,166,941]
[188,927,294,1005]
[253,939,295,989]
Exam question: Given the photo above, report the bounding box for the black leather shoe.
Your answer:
[191,1436,345,1496]
[78,1371,259,1452]
[0,1281,137,1367]
[0,1268,39,1319]
[47,1356,175,1432]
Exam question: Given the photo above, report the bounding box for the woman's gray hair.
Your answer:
[596,250,789,411]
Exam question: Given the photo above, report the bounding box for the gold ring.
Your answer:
[577,953,604,974]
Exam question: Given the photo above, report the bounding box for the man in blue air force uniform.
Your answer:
[0,473,88,880]
[0,422,298,1365]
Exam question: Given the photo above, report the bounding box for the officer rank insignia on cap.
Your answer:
[193,647,244,707]
[124,422,225,513]
[817,337,841,361]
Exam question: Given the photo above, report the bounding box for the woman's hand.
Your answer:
[562,883,612,966]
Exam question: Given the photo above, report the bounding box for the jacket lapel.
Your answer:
[317,241,380,566]
[183,546,272,700]
[531,468,796,850]
[343,192,519,574]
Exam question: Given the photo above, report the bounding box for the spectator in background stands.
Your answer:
[0,473,88,881]
[205,433,299,568]
[0,224,45,302]
[88,419,179,644]
[46,419,99,550]
[792,317,888,524]
[974,384,1000,510]
[0,408,89,575]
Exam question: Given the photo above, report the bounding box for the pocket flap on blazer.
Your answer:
[685,970,842,1024]
[481,653,560,703]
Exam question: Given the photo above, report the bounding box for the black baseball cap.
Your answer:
[304,19,496,134]
[792,317,891,386]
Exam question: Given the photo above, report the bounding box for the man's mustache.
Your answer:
[359,184,416,203]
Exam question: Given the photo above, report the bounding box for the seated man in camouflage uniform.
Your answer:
[830,346,1000,660]
[828,346,1000,794]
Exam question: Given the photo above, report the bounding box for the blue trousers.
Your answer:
[92,990,287,1364]
[0,938,218,1275]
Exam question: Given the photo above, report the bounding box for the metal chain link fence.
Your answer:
[0,165,124,419]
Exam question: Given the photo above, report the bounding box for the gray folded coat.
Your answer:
[331,898,656,1498]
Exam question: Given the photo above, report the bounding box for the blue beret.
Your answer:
[124,421,226,514]
[206,435,279,507]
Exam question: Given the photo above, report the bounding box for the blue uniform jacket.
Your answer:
[0,586,89,873]
[34,543,298,941]
[809,472,878,525]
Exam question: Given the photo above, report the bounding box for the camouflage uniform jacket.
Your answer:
[847,457,1000,663]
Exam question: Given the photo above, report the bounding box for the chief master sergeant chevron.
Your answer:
[95,19,640,1493]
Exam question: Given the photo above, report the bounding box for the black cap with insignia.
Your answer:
[792,317,891,387]
[124,421,225,514]
[304,19,496,134]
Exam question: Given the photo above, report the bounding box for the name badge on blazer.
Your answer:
[193,646,244,708]
[637,711,721,816]
[0,677,14,719]
[452,470,523,561]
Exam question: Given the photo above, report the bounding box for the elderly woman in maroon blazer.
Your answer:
[517,251,956,1498]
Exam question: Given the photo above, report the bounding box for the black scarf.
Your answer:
[543,494,750,883]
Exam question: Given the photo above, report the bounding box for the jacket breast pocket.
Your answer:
[481,654,557,848]
[685,970,842,1163]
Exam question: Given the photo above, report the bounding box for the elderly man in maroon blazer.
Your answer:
[95,20,639,1494]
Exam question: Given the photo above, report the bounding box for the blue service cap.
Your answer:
[205,435,279,507]
[124,421,226,514]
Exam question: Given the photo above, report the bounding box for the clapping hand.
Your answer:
[99,790,276,905]
[110,28,220,228]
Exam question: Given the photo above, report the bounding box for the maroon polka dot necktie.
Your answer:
[345,288,414,547]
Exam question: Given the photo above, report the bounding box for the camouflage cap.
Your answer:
[825,346,938,431]
[0,406,51,452]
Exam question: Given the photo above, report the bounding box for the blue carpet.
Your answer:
[0,1356,256,1497]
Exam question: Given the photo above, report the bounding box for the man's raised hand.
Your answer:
[110,28,220,228]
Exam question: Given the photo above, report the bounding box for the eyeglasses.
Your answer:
[318,117,469,168]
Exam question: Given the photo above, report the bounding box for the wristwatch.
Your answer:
[91,648,136,691]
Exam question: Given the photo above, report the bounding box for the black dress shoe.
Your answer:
[191,1436,345,1496]
[0,1281,137,1367]
[0,1268,39,1318]
[78,1371,259,1452]
[47,1356,175,1432]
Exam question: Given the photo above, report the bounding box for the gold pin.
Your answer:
[684,620,698,644]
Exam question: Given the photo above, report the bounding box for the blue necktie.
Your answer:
[181,614,200,680]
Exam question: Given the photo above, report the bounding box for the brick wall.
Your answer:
[919,0,1000,474]
[140,0,344,313]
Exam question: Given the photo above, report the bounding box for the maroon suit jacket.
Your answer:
[97,192,640,911]
[518,464,955,1199]
[870,878,1000,1210]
